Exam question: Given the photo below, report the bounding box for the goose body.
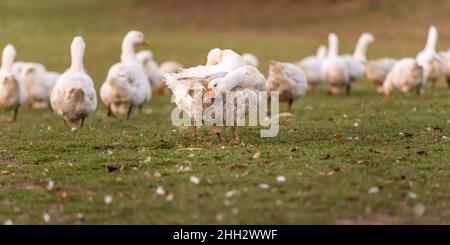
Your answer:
[365,58,397,93]
[341,32,374,81]
[165,48,257,144]
[267,61,308,110]
[416,26,444,86]
[136,50,160,88]
[50,37,97,128]
[437,50,450,89]
[321,33,351,95]
[297,45,326,90]
[15,62,60,108]
[205,65,267,144]
[159,61,183,77]
[0,45,26,121]
[165,48,244,118]
[100,31,151,118]
[383,58,425,98]
[242,53,259,67]
[176,48,244,79]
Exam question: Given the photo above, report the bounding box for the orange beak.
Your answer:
[206,88,215,95]
[142,39,150,46]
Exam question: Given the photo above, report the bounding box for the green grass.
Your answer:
[0,0,450,224]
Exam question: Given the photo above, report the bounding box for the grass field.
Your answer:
[0,0,449,224]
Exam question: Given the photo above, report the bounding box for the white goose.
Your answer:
[341,32,374,82]
[205,65,266,144]
[164,48,246,142]
[437,50,450,89]
[242,53,259,67]
[50,36,97,128]
[365,58,397,93]
[0,45,26,122]
[100,31,151,118]
[416,26,445,87]
[136,50,161,88]
[267,61,308,111]
[15,62,60,108]
[298,45,326,91]
[321,33,351,95]
[383,58,425,98]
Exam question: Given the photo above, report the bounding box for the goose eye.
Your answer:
[214,84,217,87]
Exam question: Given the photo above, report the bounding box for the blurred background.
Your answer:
[0,0,449,85]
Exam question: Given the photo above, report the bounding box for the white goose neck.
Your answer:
[424,26,437,52]
[121,35,137,63]
[1,45,16,70]
[327,34,338,58]
[353,34,373,61]
[70,37,85,71]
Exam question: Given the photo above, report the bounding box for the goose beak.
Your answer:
[142,39,150,46]
[206,88,215,95]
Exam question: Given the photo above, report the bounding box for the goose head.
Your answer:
[124,30,149,46]
[1,44,17,70]
[121,31,149,63]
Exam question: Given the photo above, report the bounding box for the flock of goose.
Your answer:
[0,27,449,143]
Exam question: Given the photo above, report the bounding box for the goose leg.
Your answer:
[446,78,450,89]
[287,99,293,111]
[230,126,240,145]
[191,118,198,139]
[12,106,19,122]
[107,106,112,117]
[267,96,271,117]
[345,84,352,96]
[126,105,134,120]
[81,117,85,127]
[416,86,422,99]
[138,105,143,114]
[215,132,224,146]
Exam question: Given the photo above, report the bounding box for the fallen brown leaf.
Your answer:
[323,154,336,160]
[416,150,428,156]
[357,160,370,165]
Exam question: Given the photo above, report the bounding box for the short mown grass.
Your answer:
[0,0,449,224]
